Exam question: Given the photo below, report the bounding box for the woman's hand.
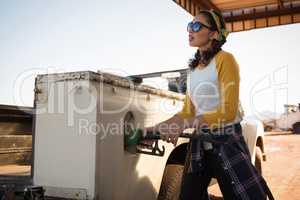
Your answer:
[157,115,184,145]
[141,114,203,147]
[145,114,185,146]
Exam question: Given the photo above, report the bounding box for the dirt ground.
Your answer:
[208,131,300,200]
[1,131,300,199]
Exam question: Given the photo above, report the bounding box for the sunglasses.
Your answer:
[187,21,212,32]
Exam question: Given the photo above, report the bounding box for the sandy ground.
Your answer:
[1,131,300,199]
[208,131,300,200]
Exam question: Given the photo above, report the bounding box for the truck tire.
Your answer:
[255,146,263,175]
[157,164,184,200]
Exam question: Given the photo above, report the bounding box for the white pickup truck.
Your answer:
[0,70,266,200]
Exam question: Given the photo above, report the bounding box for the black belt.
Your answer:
[192,123,242,145]
[200,122,242,136]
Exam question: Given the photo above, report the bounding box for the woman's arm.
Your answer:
[201,52,240,129]
[145,92,202,145]
[146,51,240,144]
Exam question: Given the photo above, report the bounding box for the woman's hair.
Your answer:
[188,10,227,70]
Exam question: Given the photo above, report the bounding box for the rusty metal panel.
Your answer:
[0,105,33,174]
[233,21,244,32]
[269,16,280,26]
[295,13,300,22]
[280,14,293,23]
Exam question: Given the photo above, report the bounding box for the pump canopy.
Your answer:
[172,0,300,32]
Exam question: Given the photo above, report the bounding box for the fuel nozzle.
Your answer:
[124,128,164,156]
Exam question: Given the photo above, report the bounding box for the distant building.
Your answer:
[276,103,300,131]
[284,103,300,114]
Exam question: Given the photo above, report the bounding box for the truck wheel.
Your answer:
[157,164,184,200]
[255,146,263,175]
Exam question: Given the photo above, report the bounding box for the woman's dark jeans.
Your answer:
[179,149,236,200]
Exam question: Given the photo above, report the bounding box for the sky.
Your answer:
[0,0,300,118]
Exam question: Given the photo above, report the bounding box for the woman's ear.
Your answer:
[209,31,219,41]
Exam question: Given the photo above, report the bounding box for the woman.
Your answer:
[146,9,273,200]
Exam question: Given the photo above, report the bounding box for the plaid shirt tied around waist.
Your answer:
[187,123,274,200]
